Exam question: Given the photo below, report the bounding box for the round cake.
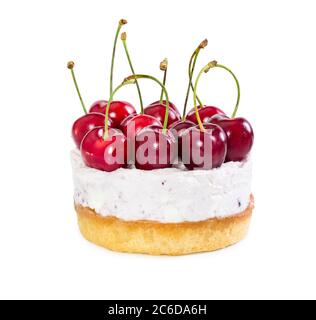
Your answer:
[68,18,255,256]
[72,150,253,255]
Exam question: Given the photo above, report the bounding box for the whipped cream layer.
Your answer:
[71,150,252,223]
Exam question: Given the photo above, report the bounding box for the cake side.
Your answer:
[75,195,253,255]
[71,149,252,223]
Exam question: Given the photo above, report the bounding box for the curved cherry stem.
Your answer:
[189,52,204,106]
[193,68,206,131]
[67,61,87,114]
[109,19,127,96]
[159,70,167,103]
[104,81,134,140]
[183,41,207,120]
[183,50,202,119]
[215,64,240,118]
[193,61,218,131]
[121,33,144,113]
[159,58,168,103]
[126,74,170,133]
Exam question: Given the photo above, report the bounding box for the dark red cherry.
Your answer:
[149,100,181,117]
[186,106,225,124]
[206,113,229,122]
[135,125,177,170]
[180,123,227,170]
[168,119,196,135]
[169,120,196,161]
[120,114,162,139]
[89,100,107,113]
[72,113,112,149]
[144,103,181,128]
[210,116,254,162]
[89,100,136,128]
[80,127,127,172]
[169,120,195,161]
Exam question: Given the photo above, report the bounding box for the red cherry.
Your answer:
[169,120,196,162]
[144,103,180,128]
[89,100,136,128]
[186,106,226,124]
[180,123,227,170]
[168,119,196,135]
[210,116,254,162]
[207,113,229,123]
[72,113,112,149]
[149,100,181,116]
[120,114,162,139]
[89,100,108,113]
[80,127,127,172]
[135,125,177,170]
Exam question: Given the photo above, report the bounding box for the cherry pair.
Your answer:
[178,54,254,168]
[81,74,176,171]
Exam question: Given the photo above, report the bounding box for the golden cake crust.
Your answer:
[75,195,254,256]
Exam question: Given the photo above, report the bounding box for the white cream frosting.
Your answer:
[71,149,252,223]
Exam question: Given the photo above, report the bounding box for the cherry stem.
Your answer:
[215,64,240,118]
[190,52,204,106]
[126,74,170,133]
[159,58,168,103]
[183,51,201,119]
[121,33,144,113]
[193,61,218,131]
[67,61,87,114]
[109,19,127,97]
[183,43,206,120]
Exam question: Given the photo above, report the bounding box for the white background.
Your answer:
[0,0,315,300]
